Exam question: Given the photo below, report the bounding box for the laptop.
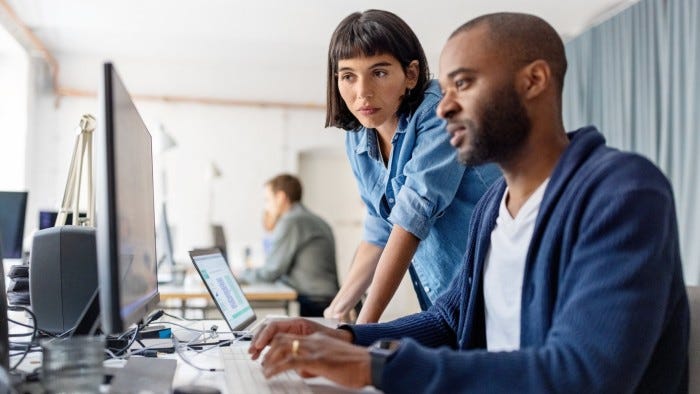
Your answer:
[189,248,257,335]
[189,248,312,392]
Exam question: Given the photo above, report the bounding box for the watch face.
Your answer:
[372,340,401,356]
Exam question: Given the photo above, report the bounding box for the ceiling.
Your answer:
[4,0,638,102]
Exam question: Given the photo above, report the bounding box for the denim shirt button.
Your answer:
[468,276,473,285]
[388,198,395,203]
[423,286,430,293]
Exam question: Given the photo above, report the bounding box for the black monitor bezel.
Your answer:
[97,62,160,334]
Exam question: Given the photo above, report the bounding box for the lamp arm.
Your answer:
[55,114,97,227]
[56,132,81,226]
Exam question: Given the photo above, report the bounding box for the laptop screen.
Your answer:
[189,249,256,332]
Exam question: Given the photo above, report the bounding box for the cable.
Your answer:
[7,306,38,371]
[9,332,33,337]
[113,324,141,357]
[161,311,189,321]
[7,318,34,330]
[157,320,238,336]
[144,310,164,325]
[172,335,233,372]
[8,317,62,338]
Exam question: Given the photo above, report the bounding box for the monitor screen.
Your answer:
[0,191,28,259]
[96,63,159,334]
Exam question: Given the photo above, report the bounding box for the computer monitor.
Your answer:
[95,62,159,334]
[0,191,28,259]
[211,224,228,261]
[38,210,87,230]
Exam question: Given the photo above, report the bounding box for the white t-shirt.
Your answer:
[483,179,549,352]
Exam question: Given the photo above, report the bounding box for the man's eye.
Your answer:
[455,78,471,90]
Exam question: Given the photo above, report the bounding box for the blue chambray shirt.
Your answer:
[345,80,501,305]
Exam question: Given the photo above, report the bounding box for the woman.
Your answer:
[324,10,500,323]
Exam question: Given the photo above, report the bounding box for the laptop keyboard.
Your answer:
[220,346,312,394]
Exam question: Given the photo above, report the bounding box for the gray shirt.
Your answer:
[242,203,339,297]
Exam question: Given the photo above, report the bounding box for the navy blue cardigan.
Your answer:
[348,127,689,393]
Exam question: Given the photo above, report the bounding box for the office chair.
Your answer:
[688,286,700,394]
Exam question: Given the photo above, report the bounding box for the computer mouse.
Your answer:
[173,384,221,394]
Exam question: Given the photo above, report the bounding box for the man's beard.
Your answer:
[456,83,531,166]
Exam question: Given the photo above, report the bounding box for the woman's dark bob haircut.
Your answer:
[325,10,431,131]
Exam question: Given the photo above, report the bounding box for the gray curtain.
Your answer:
[563,0,700,284]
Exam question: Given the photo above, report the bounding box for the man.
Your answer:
[248,13,689,392]
[239,174,339,317]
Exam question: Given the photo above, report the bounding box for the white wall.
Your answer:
[0,31,29,191]
[26,55,341,256]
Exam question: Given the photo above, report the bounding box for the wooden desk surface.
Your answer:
[159,282,297,302]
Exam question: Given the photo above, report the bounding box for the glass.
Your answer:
[41,336,105,393]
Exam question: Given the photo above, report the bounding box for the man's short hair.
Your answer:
[266,174,303,203]
[451,12,568,94]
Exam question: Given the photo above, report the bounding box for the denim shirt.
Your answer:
[345,80,501,305]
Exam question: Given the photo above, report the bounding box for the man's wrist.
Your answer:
[335,325,355,343]
[369,339,401,390]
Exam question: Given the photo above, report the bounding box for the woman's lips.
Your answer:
[358,107,379,116]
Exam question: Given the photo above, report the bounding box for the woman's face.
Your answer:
[337,54,418,133]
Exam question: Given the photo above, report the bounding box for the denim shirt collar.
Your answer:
[353,118,410,162]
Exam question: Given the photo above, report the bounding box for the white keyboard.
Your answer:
[220,346,312,394]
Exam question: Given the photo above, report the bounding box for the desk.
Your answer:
[9,318,376,394]
[159,282,298,316]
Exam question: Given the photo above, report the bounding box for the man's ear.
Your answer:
[518,60,551,100]
[405,60,420,90]
[274,190,286,204]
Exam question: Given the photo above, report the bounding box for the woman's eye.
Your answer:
[339,73,355,82]
[374,70,387,78]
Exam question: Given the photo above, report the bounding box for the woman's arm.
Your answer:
[325,241,383,321]
[356,225,419,323]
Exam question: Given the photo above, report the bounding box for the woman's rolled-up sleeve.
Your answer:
[388,103,465,240]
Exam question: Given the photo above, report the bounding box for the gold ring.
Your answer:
[291,339,299,358]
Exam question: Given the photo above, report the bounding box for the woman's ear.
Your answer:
[406,60,420,89]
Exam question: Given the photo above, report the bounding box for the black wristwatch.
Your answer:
[369,339,401,390]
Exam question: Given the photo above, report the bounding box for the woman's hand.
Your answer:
[323,304,357,323]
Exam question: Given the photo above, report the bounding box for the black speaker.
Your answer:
[30,226,98,334]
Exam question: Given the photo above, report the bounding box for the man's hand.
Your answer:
[248,318,352,360]
[261,332,371,389]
